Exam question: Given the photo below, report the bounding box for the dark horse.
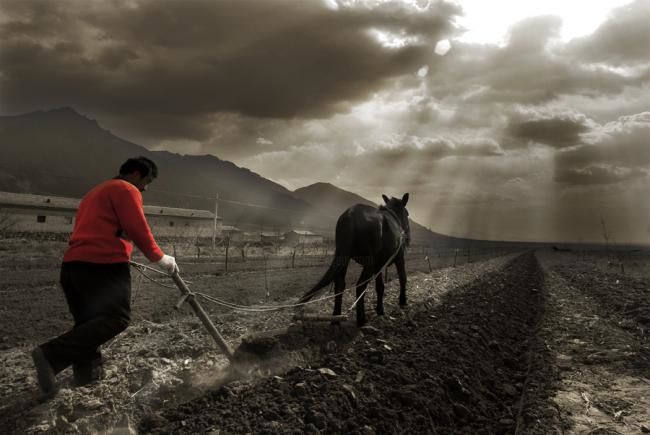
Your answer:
[298,193,410,326]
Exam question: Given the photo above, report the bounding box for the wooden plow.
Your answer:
[130,260,360,364]
[170,271,235,363]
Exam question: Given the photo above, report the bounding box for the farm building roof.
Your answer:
[0,191,217,219]
[286,230,320,236]
[0,191,81,211]
[221,225,242,232]
[144,206,215,219]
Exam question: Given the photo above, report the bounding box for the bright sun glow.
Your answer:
[368,28,421,48]
[434,39,451,55]
[452,0,632,44]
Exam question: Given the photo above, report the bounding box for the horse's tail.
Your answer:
[298,209,354,304]
[298,251,349,303]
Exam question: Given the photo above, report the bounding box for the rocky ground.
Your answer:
[0,247,648,434]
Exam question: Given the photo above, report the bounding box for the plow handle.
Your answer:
[171,271,235,361]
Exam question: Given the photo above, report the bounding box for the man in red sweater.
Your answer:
[31,156,178,396]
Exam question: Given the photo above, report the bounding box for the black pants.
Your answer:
[40,262,131,374]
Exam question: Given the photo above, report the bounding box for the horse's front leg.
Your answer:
[375,269,385,316]
[395,253,407,307]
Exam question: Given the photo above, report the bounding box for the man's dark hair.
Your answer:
[119,157,158,178]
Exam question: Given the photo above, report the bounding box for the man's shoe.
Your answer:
[31,347,58,396]
[73,358,103,387]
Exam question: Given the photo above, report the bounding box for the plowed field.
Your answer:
[0,243,648,434]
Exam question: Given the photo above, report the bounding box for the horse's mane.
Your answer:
[379,199,398,212]
[379,204,401,223]
[378,199,396,211]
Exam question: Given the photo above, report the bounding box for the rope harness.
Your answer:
[128,231,405,317]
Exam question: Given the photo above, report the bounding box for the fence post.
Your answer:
[263,250,270,302]
[225,236,230,273]
[454,249,458,267]
[212,194,219,250]
[292,248,297,268]
[426,254,432,273]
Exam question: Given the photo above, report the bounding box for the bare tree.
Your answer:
[0,212,17,236]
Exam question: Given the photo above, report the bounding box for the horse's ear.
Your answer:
[382,194,389,205]
[402,193,409,206]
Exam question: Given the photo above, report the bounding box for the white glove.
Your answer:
[157,254,179,275]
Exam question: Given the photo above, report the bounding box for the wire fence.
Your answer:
[130,234,521,278]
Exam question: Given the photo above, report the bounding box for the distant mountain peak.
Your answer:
[296,182,356,194]
[33,106,100,126]
[48,106,80,115]
[293,182,376,210]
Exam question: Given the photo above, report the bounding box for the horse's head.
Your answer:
[382,193,410,246]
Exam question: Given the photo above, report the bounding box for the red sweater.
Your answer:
[63,179,164,263]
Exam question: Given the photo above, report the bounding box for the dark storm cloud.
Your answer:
[564,0,650,66]
[554,111,650,185]
[97,45,140,71]
[0,0,460,141]
[504,110,592,148]
[104,112,219,142]
[0,0,79,40]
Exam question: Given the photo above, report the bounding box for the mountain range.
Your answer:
[0,107,458,245]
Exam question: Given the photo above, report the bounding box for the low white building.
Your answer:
[221,225,243,242]
[143,205,219,237]
[284,230,324,246]
[0,191,220,238]
[261,231,283,244]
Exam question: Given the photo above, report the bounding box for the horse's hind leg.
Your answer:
[354,266,373,326]
[331,265,347,322]
[375,271,385,316]
[395,253,407,306]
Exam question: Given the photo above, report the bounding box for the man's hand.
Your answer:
[157,254,179,275]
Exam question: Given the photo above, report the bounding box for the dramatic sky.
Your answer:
[1,0,649,243]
